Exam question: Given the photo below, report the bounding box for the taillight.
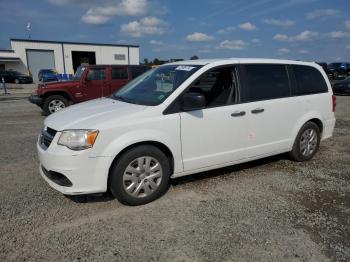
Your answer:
[332,95,336,112]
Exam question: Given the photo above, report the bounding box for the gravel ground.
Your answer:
[0,96,349,262]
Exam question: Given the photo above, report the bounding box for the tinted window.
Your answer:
[130,66,149,79]
[188,67,237,107]
[293,65,328,95]
[87,68,106,80]
[112,68,128,79]
[240,64,290,102]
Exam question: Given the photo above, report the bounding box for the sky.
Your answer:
[1,0,350,62]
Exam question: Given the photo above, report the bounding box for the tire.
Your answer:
[289,121,321,162]
[14,79,20,84]
[109,145,171,206]
[42,95,68,116]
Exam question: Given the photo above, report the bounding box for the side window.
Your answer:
[239,64,290,102]
[112,68,128,80]
[188,67,237,107]
[87,68,106,80]
[131,66,148,78]
[293,65,328,95]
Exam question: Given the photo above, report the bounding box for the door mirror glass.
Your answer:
[182,92,206,111]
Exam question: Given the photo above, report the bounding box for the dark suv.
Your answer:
[29,65,150,115]
[0,70,33,84]
[327,63,350,80]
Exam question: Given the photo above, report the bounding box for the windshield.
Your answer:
[113,64,202,106]
[74,66,86,80]
[329,63,342,68]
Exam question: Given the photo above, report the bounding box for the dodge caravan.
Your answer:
[37,59,336,205]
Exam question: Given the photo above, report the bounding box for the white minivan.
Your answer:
[37,59,336,205]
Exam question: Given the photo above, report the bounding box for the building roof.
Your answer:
[10,38,139,48]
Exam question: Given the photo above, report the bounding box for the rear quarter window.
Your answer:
[292,65,328,95]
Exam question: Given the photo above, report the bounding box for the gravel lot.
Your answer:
[0,96,349,262]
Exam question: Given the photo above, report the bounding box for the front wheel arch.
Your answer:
[107,141,174,191]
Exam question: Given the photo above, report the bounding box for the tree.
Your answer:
[153,58,161,65]
[190,55,199,60]
[142,58,149,65]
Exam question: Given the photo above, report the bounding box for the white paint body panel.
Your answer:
[38,58,336,194]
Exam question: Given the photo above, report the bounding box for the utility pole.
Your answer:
[26,22,31,39]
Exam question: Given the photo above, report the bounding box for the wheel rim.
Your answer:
[299,128,318,157]
[15,79,19,84]
[48,99,65,113]
[123,156,163,198]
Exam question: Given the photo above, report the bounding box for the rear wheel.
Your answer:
[289,121,321,162]
[109,145,171,205]
[42,95,68,116]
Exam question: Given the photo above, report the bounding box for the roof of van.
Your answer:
[166,58,317,66]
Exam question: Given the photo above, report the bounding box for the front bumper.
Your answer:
[28,94,43,106]
[37,135,112,195]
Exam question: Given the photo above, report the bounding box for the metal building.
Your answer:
[0,39,140,82]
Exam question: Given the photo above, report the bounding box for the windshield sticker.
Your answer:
[175,66,196,71]
[158,94,165,100]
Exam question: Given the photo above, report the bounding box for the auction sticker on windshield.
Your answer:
[175,66,196,71]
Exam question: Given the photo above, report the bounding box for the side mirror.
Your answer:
[182,92,206,111]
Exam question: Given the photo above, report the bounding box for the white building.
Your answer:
[0,39,140,81]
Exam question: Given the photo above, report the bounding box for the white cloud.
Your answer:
[149,39,164,45]
[273,30,318,42]
[273,34,289,41]
[218,40,246,50]
[298,50,309,54]
[293,30,318,41]
[263,18,295,27]
[186,32,214,42]
[325,31,350,39]
[346,20,350,29]
[81,0,149,24]
[238,22,257,31]
[306,9,339,20]
[278,48,290,53]
[216,26,236,34]
[121,17,166,37]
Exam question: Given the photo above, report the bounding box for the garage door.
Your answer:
[26,50,55,82]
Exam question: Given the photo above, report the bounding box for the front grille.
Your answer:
[39,126,57,150]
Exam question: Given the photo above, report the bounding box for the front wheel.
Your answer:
[289,122,321,162]
[42,95,68,116]
[109,145,171,205]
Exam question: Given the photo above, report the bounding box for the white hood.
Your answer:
[44,98,148,131]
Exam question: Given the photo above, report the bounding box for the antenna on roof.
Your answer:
[26,22,31,39]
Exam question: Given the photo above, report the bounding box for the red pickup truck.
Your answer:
[29,65,149,115]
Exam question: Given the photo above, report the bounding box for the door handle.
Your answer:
[231,111,246,117]
[251,108,264,114]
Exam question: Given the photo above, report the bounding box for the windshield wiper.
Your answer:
[113,95,134,104]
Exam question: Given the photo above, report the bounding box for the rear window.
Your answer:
[239,64,290,102]
[292,65,328,95]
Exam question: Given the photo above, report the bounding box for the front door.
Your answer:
[84,67,109,100]
[180,66,251,172]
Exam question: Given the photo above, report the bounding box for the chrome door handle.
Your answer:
[231,111,246,117]
[251,108,264,114]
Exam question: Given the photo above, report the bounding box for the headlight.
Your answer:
[58,130,99,150]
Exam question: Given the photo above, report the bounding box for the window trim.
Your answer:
[163,64,239,115]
